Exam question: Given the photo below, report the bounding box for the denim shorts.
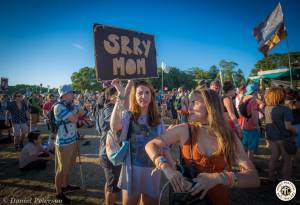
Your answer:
[100,154,121,193]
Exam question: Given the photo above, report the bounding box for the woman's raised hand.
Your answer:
[111,79,125,96]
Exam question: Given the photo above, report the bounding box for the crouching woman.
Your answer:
[146,88,260,205]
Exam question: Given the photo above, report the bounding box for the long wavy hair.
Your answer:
[265,87,285,106]
[129,81,161,127]
[195,88,238,168]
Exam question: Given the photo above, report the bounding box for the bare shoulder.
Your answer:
[165,123,189,145]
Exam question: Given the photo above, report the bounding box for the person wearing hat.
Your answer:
[54,85,82,204]
[240,83,260,162]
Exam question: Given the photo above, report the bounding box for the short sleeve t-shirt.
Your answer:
[265,105,293,140]
[7,101,28,124]
[43,101,54,113]
[19,142,44,168]
[120,111,165,167]
[54,103,78,146]
[29,97,41,114]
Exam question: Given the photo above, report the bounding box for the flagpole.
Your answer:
[219,68,223,87]
[285,38,293,87]
[161,68,164,94]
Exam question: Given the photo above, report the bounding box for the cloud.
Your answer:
[73,43,84,50]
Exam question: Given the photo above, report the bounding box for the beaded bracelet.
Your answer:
[232,171,238,187]
[224,171,234,187]
[158,156,167,169]
[219,172,229,186]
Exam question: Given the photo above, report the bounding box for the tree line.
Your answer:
[7,52,299,94]
[70,59,247,92]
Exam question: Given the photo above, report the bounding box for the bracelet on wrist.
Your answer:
[223,171,234,187]
[158,156,167,169]
[219,172,229,186]
[232,171,238,187]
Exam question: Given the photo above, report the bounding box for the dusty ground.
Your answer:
[0,120,299,205]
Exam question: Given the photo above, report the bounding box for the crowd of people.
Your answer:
[0,78,300,204]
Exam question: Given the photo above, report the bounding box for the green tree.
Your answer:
[189,67,210,80]
[219,60,238,81]
[233,69,246,87]
[8,84,58,95]
[219,60,246,86]
[147,67,196,91]
[208,65,219,80]
[250,52,300,76]
[70,67,102,92]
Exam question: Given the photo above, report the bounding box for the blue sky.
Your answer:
[0,0,299,88]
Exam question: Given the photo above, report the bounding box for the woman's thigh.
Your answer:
[122,190,140,205]
[269,140,280,159]
[141,193,158,205]
[278,141,292,162]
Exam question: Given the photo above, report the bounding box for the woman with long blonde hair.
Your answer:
[110,79,173,205]
[146,88,260,205]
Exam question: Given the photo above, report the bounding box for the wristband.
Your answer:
[232,172,238,187]
[224,171,234,187]
[158,156,167,169]
[219,172,229,186]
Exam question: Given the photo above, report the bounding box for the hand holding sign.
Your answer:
[111,79,125,96]
[94,24,157,81]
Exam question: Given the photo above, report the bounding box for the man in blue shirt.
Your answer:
[54,85,84,204]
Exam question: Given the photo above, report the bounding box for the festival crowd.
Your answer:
[0,78,300,205]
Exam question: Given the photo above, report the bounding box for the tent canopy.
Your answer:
[248,68,289,82]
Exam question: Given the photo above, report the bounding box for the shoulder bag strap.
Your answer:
[187,123,193,160]
[126,113,133,140]
[178,123,194,164]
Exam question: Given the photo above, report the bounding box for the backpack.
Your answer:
[238,98,252,119]
[175,96,182,110]
[47,102,70,134]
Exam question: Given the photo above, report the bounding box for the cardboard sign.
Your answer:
[93,24,158,81]
[1,78,8,92]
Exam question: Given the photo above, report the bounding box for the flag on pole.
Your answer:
[258,22,287,56]
[253,3,283,43]
[161,61,170,73]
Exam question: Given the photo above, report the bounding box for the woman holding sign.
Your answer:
[110,79,173,205]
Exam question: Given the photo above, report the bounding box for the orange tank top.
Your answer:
[181,123,230,205]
